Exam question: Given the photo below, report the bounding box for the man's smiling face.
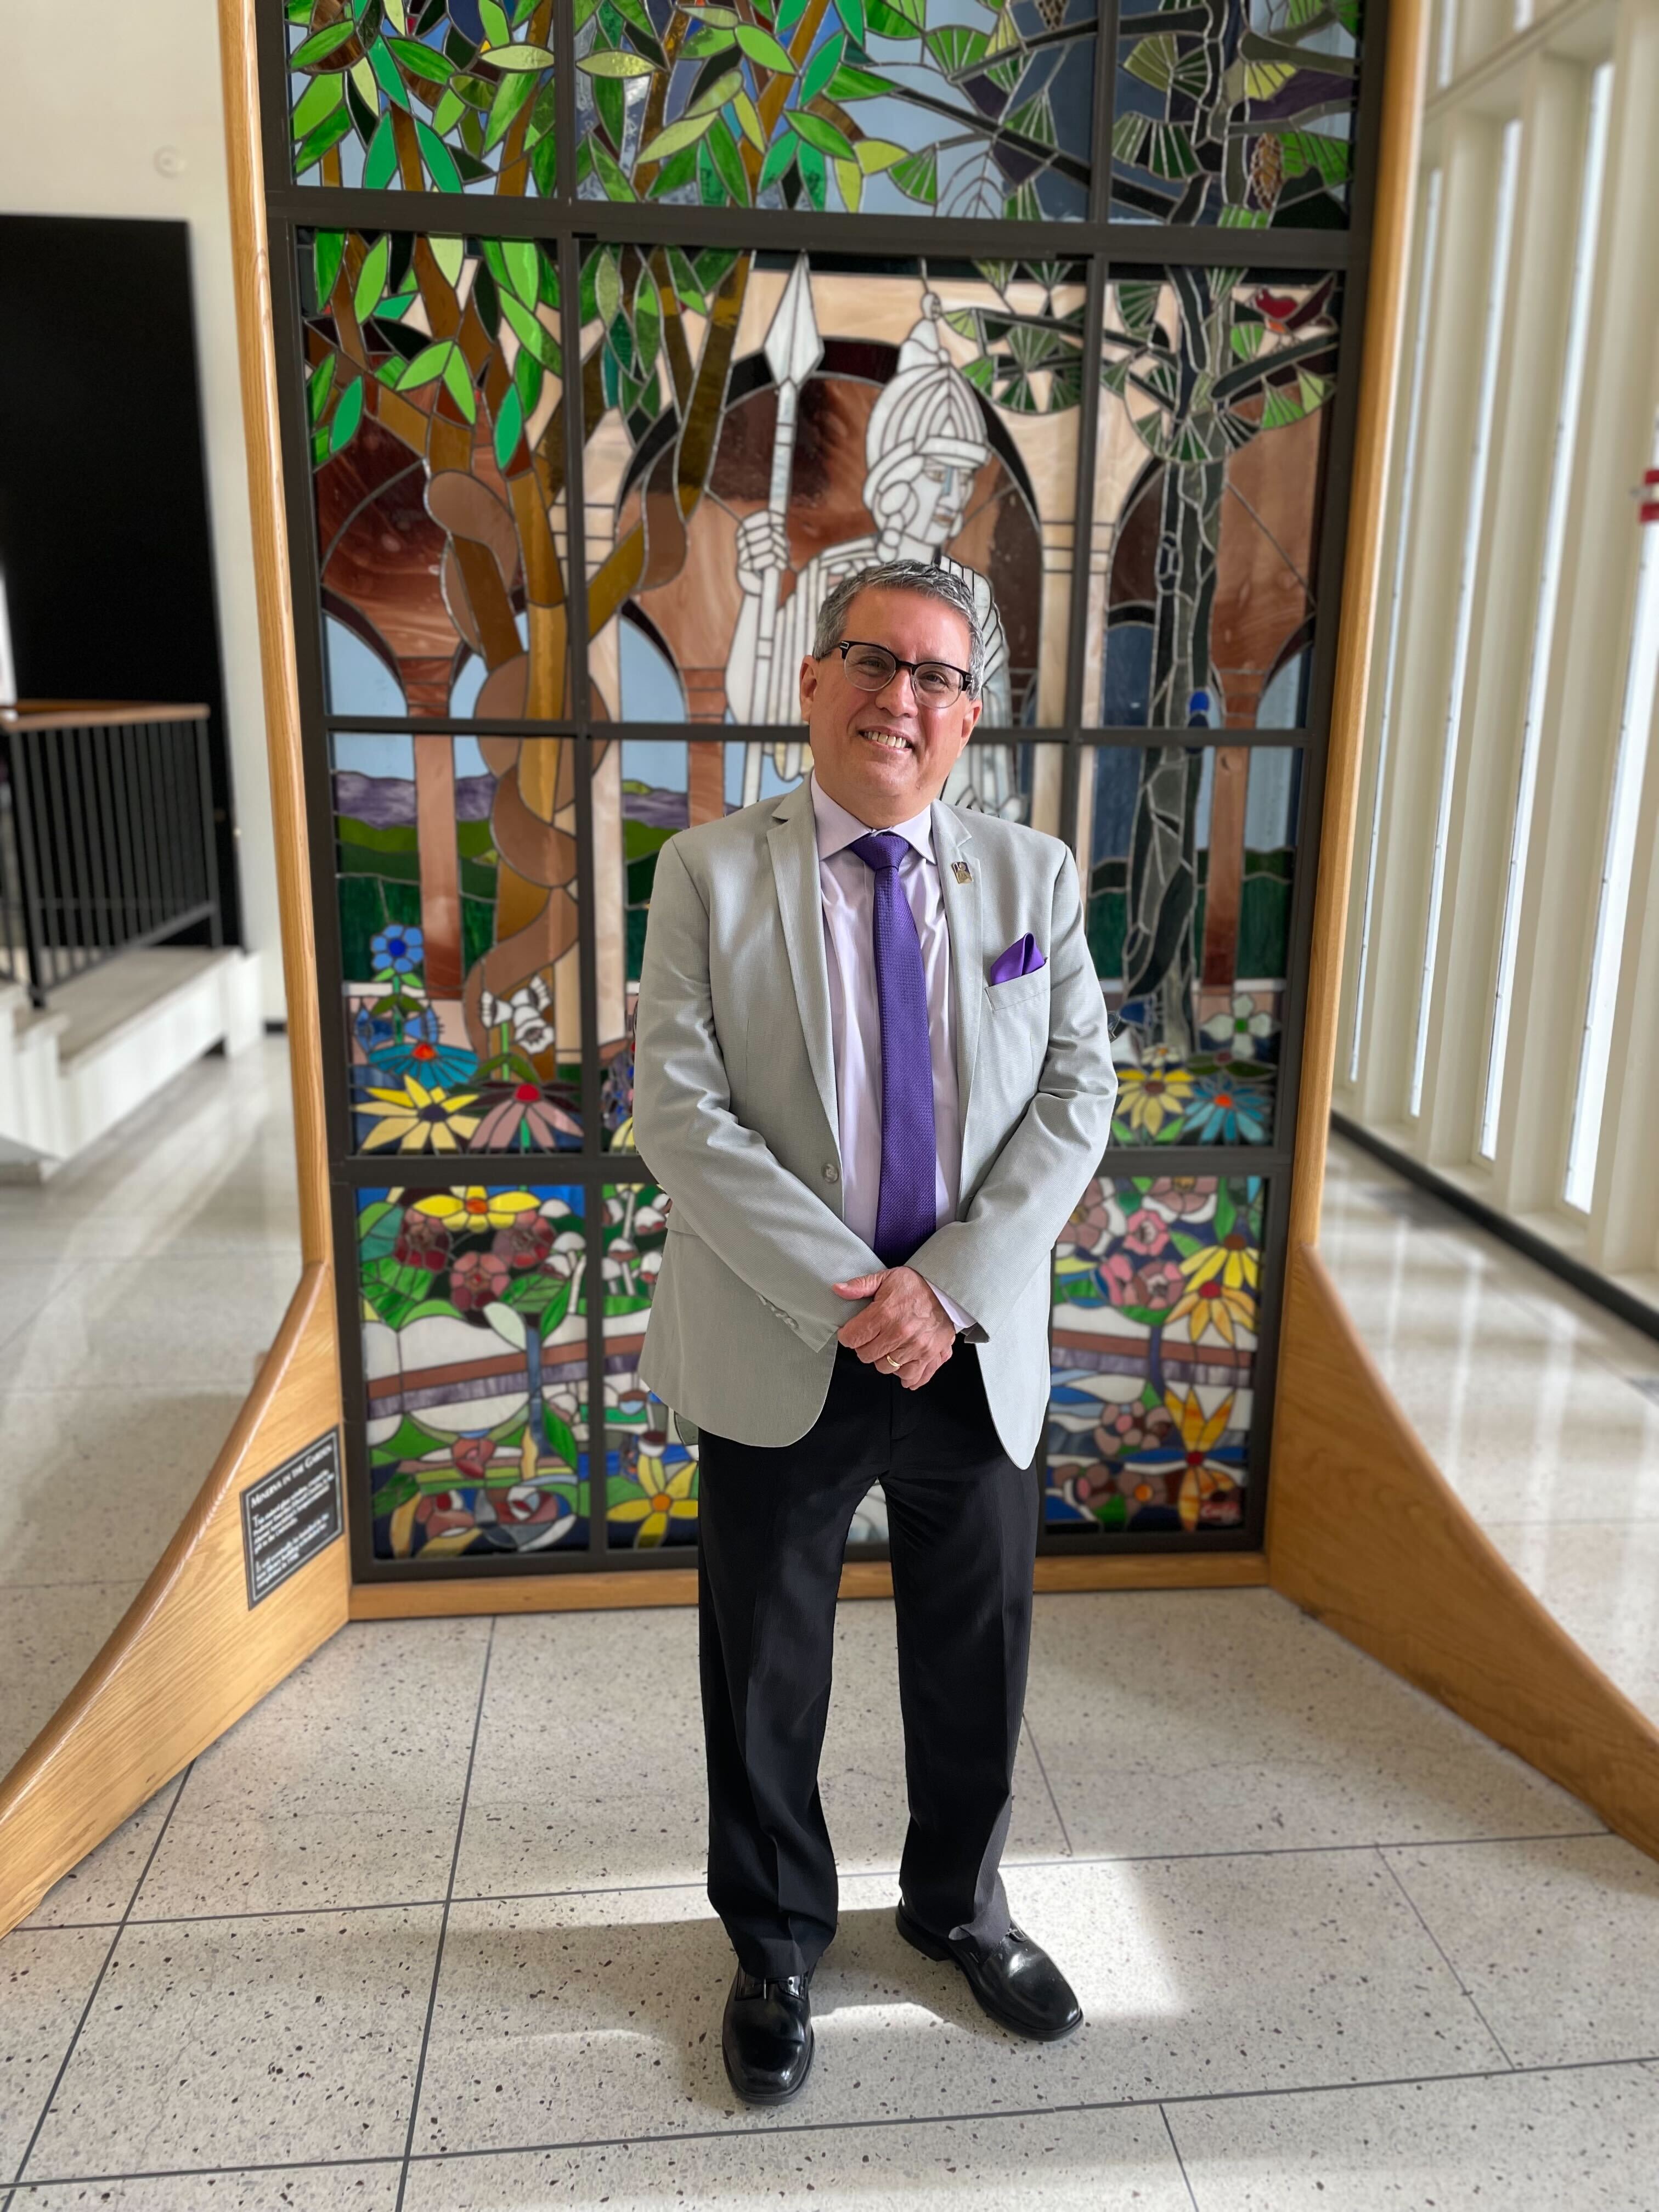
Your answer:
[799,585,982,828]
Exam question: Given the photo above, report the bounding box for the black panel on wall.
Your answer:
[0,212,242,944]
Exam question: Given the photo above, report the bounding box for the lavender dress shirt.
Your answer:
[809,774,975,1335]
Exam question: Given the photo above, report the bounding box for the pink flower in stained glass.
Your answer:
[450,1250,511,1312]
[1122,1207,1170,1257]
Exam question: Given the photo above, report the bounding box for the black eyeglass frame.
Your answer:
[822,639,980,703]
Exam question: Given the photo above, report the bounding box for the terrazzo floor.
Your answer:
[3,1055,1658,2210]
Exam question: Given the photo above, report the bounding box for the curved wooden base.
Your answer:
[345,1550,1269,1620]
[0,1267,347,1936]
[1269,1242,1659,1856]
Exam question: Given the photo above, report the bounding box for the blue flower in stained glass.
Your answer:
[1183,1073,1272,1145]
[371,924,425,975]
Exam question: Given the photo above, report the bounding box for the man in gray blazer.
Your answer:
[634,558,1117,2105]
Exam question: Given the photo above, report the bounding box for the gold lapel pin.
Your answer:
[951,860,972,885]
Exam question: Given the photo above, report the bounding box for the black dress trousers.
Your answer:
[696,1340,1040,1982]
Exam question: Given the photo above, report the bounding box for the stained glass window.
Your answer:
[581,251,1084,729]
[1085,744,1300,1144]
[1046,1173,1262,1532]
[332,733,586,1153]
[1091,269,1340,733]
[301,230,569,720]
[1111,0,1362,227]
[285,2,558,194]
[359,1181,590,1558]
[575,1,1097,217]
[600,1179,698,1548]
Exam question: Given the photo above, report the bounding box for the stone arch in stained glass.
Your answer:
[575,1,1098,218]
[1082,743,1301,1143]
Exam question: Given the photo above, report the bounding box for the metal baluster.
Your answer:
[65,725,95,980]
[194,712,222,946]
[42,729,75,991]
[9,731,49,1007]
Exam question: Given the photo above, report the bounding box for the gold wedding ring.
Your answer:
[882,1356,900,1372]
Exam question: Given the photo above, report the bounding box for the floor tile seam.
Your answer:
[1159,2103,1203,2212]
[50,1825,1615,1934]
[370,2049,1659,2168]
[1016,1717,1075,1858]
[16,2052,1659,2194]
[393,1617,498,2212]
[4,1759,195,2209]
[1373,1848,1516,2069]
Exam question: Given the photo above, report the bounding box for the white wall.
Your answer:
[0,0,285,1020]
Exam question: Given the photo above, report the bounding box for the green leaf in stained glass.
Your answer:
[926,24,987,73]
[479,0,512,42]
[889,146,936,204]
[493,383,523,470]
[735,24,795,71]
[295,106,355,173]
[415,117,462,189]
[826,61,890,100]
[292,72,345,137]
[797,139,827,208]
[329,374,366,455]
[578,48,657,77]
[785,108,854,161]
[441,345,477,422]
[385,32,452,83]
[481,66,535,151]
[313,230,346,305]
[638,110,719,164]
[685,25,737,55]
[865,0,923,35]
[481,41,556,70]
[595,140,641,198]
[291,19,359,69]
[306,352,336,422]
[799,31,844,105]
[758,133,797,190]
[702,115,751,204]
[400,340,453,389]
[368,36,411,111]
[503,238,539,306]
[499,291,562,373]
[363,115,398,187]
[353,234,391,321]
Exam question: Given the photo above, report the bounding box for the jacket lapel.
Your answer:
[766,781,839,1149]
[931,799,982,1135]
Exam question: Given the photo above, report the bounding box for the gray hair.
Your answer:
[811,560,984,697]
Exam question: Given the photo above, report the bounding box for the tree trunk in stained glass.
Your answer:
[1124,744,1204,1057]
[1203,747,1250,988]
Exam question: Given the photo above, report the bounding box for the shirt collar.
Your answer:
[809,772,935,866]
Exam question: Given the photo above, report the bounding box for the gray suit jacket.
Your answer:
[633,779,1117,1465]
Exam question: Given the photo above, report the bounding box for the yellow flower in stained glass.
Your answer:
[359,1079,481,1154]
[414,1186,540,1232]
[1164,1389,1241,1531]
[1114,1063,1195,1138]
[1179,1233,1260,1297]
[1169,1268,1256,1345]
[608,1451,698,1549]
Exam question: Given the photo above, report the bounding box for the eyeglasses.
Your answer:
[826,640,975,705]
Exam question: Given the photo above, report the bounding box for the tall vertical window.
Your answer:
[1410,117,1521,1119]
[1438,0,1461,86]
[1480,65,1612,1159]
[1563,411,1659,1211]
[1351,167,1443,1085]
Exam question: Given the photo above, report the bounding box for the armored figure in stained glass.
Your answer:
[724,292,1022,817]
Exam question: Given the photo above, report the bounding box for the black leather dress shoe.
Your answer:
[896,1901,1082,2042]
[721,1967,814,2104]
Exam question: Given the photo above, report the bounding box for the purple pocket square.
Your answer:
[989,933,1046,986]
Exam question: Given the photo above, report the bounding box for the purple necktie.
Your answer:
[848,832,937,1267]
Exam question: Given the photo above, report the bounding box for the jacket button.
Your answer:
[822,1163,839,1183]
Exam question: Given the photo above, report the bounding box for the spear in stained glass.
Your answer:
[743,257,823,802]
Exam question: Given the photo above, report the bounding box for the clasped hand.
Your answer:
[832,1265,956,1389]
